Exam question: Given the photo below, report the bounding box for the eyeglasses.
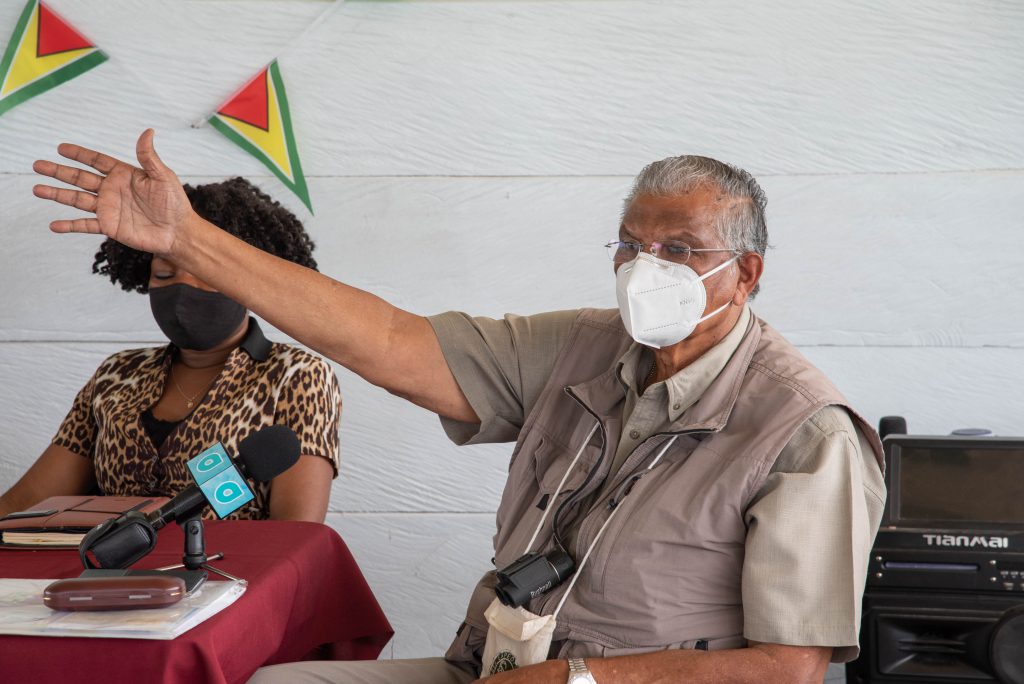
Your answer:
[604,239,740,265]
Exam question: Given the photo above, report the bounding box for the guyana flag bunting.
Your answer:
[209,60,312,212]
[0,0,107,117]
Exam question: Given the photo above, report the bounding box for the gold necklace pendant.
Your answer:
[171,365,218,411]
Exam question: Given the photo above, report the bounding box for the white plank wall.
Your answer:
[1,1,1022,679]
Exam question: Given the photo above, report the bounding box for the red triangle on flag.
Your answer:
[217,68,270,131]
[37,2,95,57]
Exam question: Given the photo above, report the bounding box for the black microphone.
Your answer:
[148,424,301,530]
[80,426,300,569]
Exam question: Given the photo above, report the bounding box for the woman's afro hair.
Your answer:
[92,177,318,293]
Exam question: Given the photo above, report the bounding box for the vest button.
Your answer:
[629,429,641,439]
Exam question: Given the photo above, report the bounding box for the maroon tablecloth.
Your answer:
[0,520,393,684]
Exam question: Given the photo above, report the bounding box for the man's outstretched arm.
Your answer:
[33,130,477,423]
[477,642,832,684]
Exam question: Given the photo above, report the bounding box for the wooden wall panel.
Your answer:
[0,1,1020,177]
[5,172,1022,347]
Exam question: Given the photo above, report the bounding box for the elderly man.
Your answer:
[34,131,885,684]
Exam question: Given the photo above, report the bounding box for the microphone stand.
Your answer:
[155,515,243,582]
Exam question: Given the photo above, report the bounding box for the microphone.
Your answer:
[148,425,301,529]
[80,426,299,569]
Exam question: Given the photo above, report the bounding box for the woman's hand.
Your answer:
[33,129,192,257]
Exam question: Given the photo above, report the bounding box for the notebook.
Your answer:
[0,496,169,548]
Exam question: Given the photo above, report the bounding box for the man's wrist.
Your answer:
[566,657,597,684]
[169,210,206,261]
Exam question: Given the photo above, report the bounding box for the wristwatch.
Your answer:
[567,657,597,684]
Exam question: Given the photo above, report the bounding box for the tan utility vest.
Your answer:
[446,309,883,667]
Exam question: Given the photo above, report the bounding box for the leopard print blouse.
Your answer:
[52,319,341,520]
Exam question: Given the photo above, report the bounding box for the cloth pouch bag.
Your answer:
[480,597,557,676]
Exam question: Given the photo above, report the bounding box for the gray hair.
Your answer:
[623,155,768,297]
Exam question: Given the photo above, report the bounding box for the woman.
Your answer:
[0,178,340,522]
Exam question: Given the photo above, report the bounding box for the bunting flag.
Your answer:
[208,60,312,212]
[0,0,107,117]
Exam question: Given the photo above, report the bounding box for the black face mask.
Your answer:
[149,283,247,351]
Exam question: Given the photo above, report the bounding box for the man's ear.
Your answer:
[733,252,764,305]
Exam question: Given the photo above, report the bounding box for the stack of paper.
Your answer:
[0,578,246,639]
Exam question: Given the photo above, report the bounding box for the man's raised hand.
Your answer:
[32,129,192,257]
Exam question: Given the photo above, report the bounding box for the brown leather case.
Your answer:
[43,575,186,611]
[0,496,169,548]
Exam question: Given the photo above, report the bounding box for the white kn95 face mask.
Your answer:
[615,252,738,348]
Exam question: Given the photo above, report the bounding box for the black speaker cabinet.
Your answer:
[847,589,1024,683]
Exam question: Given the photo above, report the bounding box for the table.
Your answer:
[0,520,393,684]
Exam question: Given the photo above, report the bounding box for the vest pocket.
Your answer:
[444,620,487,674]
[494,429,601,571]
[533,435,593,497]
[532,429,603,544]
[584,444,746,603]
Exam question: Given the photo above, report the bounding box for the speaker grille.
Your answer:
[874,612,996,680]
[991,605,1024,684]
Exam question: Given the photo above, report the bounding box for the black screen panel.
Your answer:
[895,443,1024,525]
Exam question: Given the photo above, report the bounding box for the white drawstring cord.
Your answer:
[552,434,678,618]
[523,422,600,555]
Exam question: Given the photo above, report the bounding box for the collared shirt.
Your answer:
[52,319,342,520]
[428,307,885,661]
[563,307,754,548]
[612,306,752,482]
